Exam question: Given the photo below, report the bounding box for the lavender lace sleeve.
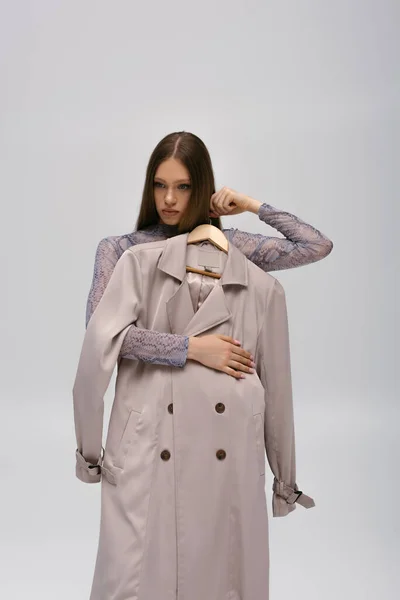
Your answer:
[222,202,333,271]
[85,238,189,368]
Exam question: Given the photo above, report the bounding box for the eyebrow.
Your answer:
[154,177,191,183]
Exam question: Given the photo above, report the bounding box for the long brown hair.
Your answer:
[135,131,222,234]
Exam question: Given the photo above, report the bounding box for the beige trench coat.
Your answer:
[73,232,315,600]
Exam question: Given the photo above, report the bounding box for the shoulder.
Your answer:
[95,229,164,260]
[246,256,280,289]
[126,238,168,262]
[245,259,286,308]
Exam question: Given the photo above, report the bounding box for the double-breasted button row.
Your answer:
[163,405,173,461]
[163,402,227,461]
[168,402,225,414]
[167,402,225,415]
[160,448,227,461]
[215,403,226,458]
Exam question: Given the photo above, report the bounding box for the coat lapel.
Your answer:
[157,232,248,337]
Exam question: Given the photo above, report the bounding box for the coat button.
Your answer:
[160,449,171,461]
[215,402,225,413]
[216,449,226,460]
[168,403,173,414]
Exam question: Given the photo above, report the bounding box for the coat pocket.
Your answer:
[113,408,142,470]
[253,413,265,476]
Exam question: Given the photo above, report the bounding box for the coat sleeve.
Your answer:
[86,237,189,367]
[255,278,316,517]
[72,248,143,483]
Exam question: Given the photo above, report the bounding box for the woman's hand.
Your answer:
[209,187,261,217]
[187,335,255,378]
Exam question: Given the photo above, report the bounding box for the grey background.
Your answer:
[1,0,398,598]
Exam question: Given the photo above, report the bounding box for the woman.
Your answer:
[74,131,330,599]
[85,131,333,378]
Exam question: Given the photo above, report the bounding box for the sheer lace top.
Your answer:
[85,202,333,367]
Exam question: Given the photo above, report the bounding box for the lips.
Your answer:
[162,210,178,214]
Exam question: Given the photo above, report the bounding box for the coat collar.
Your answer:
[157,232,248,337]
[157,231,248,286]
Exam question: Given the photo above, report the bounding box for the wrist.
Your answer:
[245,197,263,214]
[187,336,200,361]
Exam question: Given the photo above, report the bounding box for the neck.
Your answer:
[147,220,180,237]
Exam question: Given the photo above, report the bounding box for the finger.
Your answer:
[218,335,242,345]
[221,189,233,212]
[217,335,252,359]
[218,188,235,213]
[231,355,253,369]
[210,189,223,213]
[228,359,254,373]
[230,344,253,360]
[213,188,228,215]
[222,366,245,379]
[215,189,229,214]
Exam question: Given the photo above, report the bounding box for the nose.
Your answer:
[165,187,176,204]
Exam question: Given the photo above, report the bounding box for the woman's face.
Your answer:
[153,158,192,225]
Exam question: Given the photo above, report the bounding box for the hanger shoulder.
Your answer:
[186,224,227,278]
[187,224,228,253]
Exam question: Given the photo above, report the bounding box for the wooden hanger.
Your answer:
[186,223,228,279]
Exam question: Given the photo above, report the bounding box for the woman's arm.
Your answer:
[223,200,333,271]
[86,238,189,367]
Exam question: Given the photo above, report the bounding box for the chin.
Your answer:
[160,212,180,225]
[166,219,180,227]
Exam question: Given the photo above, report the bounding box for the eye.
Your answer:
[153,181,191,190]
